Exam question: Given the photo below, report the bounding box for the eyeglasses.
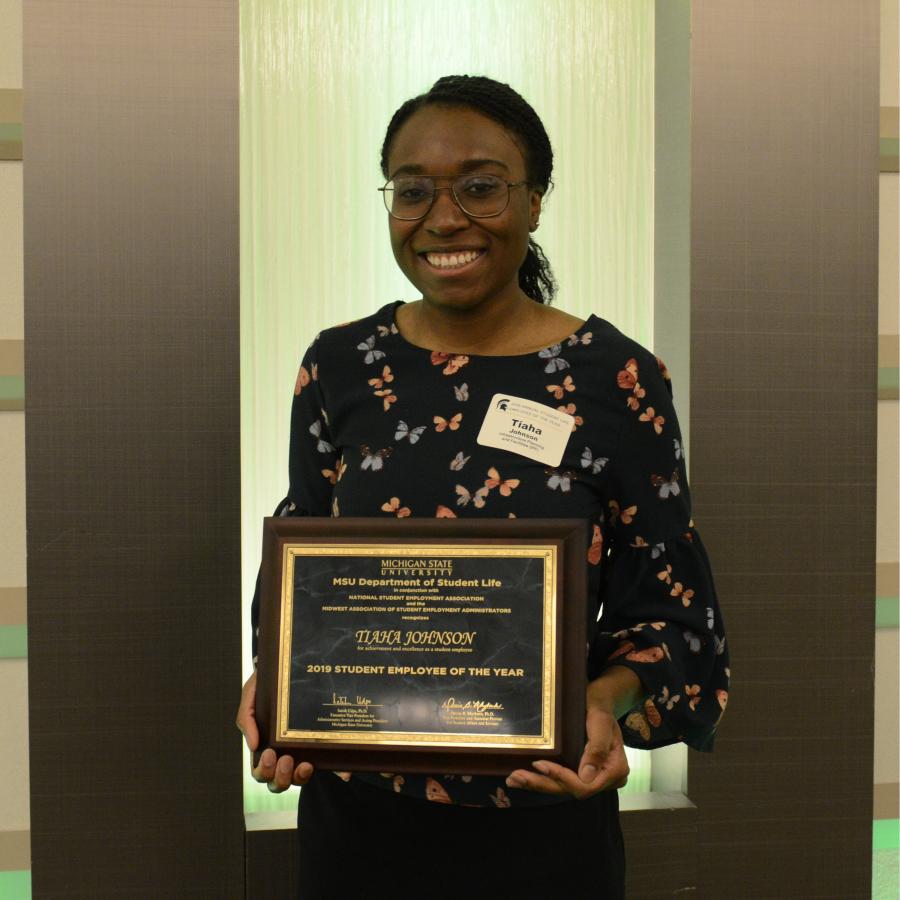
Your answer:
[379,174,528,220]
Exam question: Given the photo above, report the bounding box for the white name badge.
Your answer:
[476,394,574,467]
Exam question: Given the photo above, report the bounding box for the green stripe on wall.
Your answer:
[876,597,900,628]
[882,108,900,173]
[0,375,24,398]
[0,90,23,160]
[0,871,30,900]
[0,375,25,410]
[878,368,899,401]
[873,849,899,900]
[874,819,900,851]
[0,625,27,659]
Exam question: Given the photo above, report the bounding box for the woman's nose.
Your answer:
[423,186,469,233]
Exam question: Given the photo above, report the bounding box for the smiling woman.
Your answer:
[377,80,583,357]
[237,75,729,900]
[385,109,542,330]
[382,78,554,319]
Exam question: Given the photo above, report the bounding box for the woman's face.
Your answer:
[385,105,543,313]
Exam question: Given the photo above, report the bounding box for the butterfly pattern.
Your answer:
[556,402,583,432]
[357,334,386,365]
[434,412,463,433]
[294,364,311,396]
[250,301,730,808]
[484,466,520,497]
[538,343,570,373]
[546,374,575,399]
[651,467,681,499]
[395,420,426,444]
[381,496,411,517]
[430,351,469,376]
[449,451,470,471]
[581,446,609,474]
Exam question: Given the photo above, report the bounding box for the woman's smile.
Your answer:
[418,247,487,272]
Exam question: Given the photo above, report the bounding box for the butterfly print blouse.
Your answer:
[251,301,730,808]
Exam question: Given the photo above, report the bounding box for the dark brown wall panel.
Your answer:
[23,2,242,896]
[689,1,879,897]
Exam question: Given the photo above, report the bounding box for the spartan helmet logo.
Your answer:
[496,398,511,411]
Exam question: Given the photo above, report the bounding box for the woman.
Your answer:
[237,75,729,899]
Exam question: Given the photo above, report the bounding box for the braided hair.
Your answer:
[380,75,557,305]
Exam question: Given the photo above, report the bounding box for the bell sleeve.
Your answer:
[250,337,340,665]
[587,352,730,752]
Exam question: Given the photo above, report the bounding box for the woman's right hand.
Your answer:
[236,671,315,792]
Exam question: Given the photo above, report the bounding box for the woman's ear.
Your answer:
[529,189,543,232]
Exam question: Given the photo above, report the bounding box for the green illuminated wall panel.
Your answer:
[241,0,656,813]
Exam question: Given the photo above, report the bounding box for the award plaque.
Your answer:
[255,517,587,775]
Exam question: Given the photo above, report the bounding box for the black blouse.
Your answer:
[251,301,730,808]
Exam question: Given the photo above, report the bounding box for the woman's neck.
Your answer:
[397,293,580,356]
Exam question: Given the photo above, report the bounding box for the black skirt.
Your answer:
[296,773,625,900]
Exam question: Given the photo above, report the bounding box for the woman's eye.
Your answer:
[461,177,501,197]
[394,180,431,204]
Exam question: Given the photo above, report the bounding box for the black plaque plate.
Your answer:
[255,517,587,775]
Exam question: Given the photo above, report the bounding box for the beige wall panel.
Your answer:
[0,163,24,337]
[883,0,898,106]
[874,627,900,785]
[0,0,22,87]
[881,175,899,334]
[877,401,900,561]
[0,659,30,830]
[0,412,25,586]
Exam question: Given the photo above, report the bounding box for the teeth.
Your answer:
[425,250,482,269]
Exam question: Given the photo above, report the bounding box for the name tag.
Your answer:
[476,394,574,467]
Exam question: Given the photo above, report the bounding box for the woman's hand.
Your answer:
[504,666,641,799]
[504,704,629,799]
[236,671,315,792]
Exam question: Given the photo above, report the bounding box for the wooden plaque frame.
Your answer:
[256,517,587,775]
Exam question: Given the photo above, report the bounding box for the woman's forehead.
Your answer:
[387,105,526,176]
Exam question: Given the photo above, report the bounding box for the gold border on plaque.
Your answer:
[276,544,558,750]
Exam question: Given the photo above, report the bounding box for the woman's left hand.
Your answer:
[505,674,635,799]
[505,706,629,798]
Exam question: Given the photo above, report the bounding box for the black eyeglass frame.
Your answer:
[378,175,530,221]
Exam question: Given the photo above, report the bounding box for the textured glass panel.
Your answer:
[241,0,656,812]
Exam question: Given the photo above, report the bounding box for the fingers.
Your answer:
[239,673,314,792]
[251,747,279,785]
[266,758,315,792]
[505,736,630,799]
[577,740,607,784]
[511,760,601,798]
[506,764,567,796]
[578,706,628,786]
[235,672,259,752]
[251,749,315,793]
[267,755,297,793]
[577,731,617,784]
